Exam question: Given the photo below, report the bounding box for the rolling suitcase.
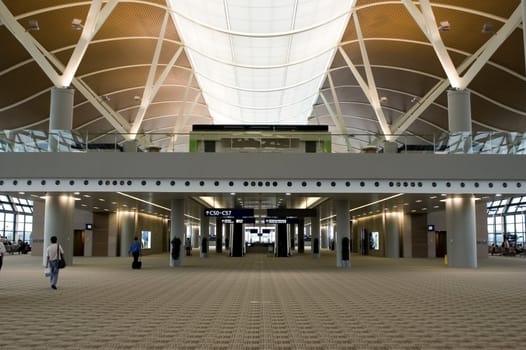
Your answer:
[132,256,142,269]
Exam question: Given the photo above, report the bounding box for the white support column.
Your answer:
[448,89,472,153]
[119,211,136,257]
[385,212,400,258]
[42,194,75,267]
[335,199,350,268]
[170,198,185,267]
[445,195,477,268]
[49,87,74,152]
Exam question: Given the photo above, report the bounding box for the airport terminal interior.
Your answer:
[1,0,526,349]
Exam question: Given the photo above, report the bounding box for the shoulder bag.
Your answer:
[57,243,66,269]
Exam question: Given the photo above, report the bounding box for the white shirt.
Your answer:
[0,241,6,256]
[46,243,64,261]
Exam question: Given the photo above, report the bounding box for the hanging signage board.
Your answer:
[204,208,254,217]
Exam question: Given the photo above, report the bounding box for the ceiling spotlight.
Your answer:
[133,95,141,101]
[438,21,450,32]
[482,23,494,34]
[101,95,110,102]
[380,96,388,104]
[72,18,84,30]
[26,19,39,32]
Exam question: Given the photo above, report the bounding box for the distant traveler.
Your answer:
[0,239,6,270]
[46,236,64,289]
[128,236,142,268]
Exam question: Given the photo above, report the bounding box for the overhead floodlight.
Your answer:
[71,18,84,30]
[438,21,450,32]
[26,19,39,32]
[482,23,494,33]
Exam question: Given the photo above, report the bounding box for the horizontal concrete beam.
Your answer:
[0,153,524,195]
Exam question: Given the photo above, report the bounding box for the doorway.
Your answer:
[435,231,446,258]
[74,230,85,256]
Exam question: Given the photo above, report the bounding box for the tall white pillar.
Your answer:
[385,212,400,258]
[49,87,74,152]
[43,88,75,264]
[446,195,477,268]
[42,194,75,266]
[119,211,136,257]
[311,209,320,258]
[335,199,350,267]
[200,214,209,257]
[447,89,472,153]
[170,198,185,267]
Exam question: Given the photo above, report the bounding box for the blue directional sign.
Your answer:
[204,208,254,217]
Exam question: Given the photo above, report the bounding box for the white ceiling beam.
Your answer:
[60,0,119,87]
[0,1,61,86]
[130,11,171,135]
[402,0,462,88]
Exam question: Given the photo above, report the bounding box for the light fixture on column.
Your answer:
[438,21,450,32]
[26,19,39,32]
[71,18,84,30]
[482,23,494,33]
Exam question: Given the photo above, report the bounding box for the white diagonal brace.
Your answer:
[352,13,392,138]
[32,40,131,135]
[130,11,171,134]
[319,92,351,152]
[326,72,349,145]
[60,0,119,87]
[392,3,524,134]
[0,1,61,85]
[458,2,523,89]
[169,91,202,150]
[402,0,461,88]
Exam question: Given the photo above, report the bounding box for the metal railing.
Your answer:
[1,129,526,155]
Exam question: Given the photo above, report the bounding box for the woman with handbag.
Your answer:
[46,236,64,290]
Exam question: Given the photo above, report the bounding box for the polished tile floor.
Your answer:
[1,251,525,349]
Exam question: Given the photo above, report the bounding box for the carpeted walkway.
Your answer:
[0,251,525,349]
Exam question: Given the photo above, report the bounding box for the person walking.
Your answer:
[46,236,64,290]
[128,236,142,269]
[0,239,6,271]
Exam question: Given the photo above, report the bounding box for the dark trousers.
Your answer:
[132,252,140,263]
[0,255,3,270]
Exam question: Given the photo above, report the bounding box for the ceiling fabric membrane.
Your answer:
[167,0,354,124]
